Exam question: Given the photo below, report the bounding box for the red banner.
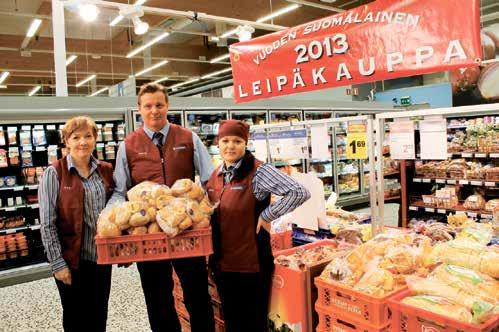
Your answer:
[230,0,482,103]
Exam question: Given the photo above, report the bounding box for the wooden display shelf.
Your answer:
[408,200,493,219]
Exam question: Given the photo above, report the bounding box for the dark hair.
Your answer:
[138,82,169,104]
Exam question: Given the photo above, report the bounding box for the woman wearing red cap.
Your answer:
[206,120,311,332]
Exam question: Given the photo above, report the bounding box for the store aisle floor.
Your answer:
[0,265,150,332]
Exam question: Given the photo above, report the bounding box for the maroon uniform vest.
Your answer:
[53,156,114,269]
[125,125,195,186]
[206,159,272,273]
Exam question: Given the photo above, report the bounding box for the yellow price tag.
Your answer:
[346,132,367,159]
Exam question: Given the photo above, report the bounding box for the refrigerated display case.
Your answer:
[269,110,302,124]
[185,110,229,167]
[304,110,333,121]
[0,108,129,280]
[131,109,184,129]
[230,110,268,125]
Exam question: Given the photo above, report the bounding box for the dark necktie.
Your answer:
[153,132,164,149]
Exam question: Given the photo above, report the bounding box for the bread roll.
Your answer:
[129,208,150,227]
[178,216,193,230]
[171,179,193,196]
[402,296,473,323]
[186,201,205,223]
[147,207,157,223]
[147,222,162,234]
[97,221,121,237]
[127,181,159,202]
[183,183,205,202]
[192,217,210,229]
[114,203,131,229]
[127,226,148,235]
[156,194,174,209]
[199,196,215,215]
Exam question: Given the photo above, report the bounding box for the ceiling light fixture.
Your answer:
[235,25,255,42]
[256,4,300,23]
[109,15,123,26]
[209,53,230,64]
[0,72,10,85]
[26,19,42,37]
[153,76,169,84]
[135,60,168,77]
[79,3,99,22]
[65,55,78,66]
[132,16,149,35]
[28,85,41,96]
[75,74,96,87]
[219,27,239,39]
[0,85,6,89]
[89,87,109,96]
[126,32,169,58]
[134,0,147,5]
[119,5,149,35]
[170,78,200,89]
[201,67,232,79]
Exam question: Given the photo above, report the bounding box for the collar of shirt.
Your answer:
[218,158,243,176]
[143,123,170,144]
[67,154,99,176]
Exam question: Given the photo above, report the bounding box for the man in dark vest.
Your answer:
[108,83,215,332]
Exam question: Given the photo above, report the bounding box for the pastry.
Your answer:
[147,222,162,234]
[97,221,121,237]
[127,226,148,235]
[186,200,205,223]
[171,179,193,196]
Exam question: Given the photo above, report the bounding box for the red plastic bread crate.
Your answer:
[316,303,392,332]
[389,289,499,332]
[95,227,212,264]
[271,230,293,252]
[315,277,406,327]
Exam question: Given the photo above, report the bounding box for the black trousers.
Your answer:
[137,257,215,332]
[213,265,274,332]
[55,259,112,332]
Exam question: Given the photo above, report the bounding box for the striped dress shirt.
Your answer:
[221,158,311,222]
[39,155,106,273]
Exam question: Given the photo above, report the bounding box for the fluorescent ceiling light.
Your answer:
[219,28,238,39]
[170,78,200,89]
[26,19,42,37]
[0,72,10,85]
[0,85,6,89]
[76,74,96,87]
[109,15,123,26]
[65,55,78,66]
[135,0,147,5]
[256,4,300,23]
[135,60,168,77]
[201,67,232,79]
[89,87,109,97]
[28,85,41,96]
[79,4,99,22]
[210,53,230,64]
[153,76,169,84]
[126,32,170,58]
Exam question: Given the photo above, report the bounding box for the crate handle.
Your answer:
[417,316,447,329]
[336,290,353,301]
[336,318,357,330]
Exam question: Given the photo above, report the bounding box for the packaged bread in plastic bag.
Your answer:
[432,264,499,304]
[127,181,172,207]
[353,259,395,297]
[401,295,473,323]
[456,225,493,245]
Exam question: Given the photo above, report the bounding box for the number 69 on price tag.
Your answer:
[346,132,367,159]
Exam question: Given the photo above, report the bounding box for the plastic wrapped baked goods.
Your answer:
[274,245,341,271]
[171,179,205,202]
[432,264,499,304]
[456,225,493,245]
[96,207,121,237]
[447,214,473,228]
[127,181,171,207]
[485,199,499,212]
[463,193,486,210]
[401,295,473,323]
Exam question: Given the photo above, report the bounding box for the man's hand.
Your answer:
[54,267,72,285]
[256,217,271,234]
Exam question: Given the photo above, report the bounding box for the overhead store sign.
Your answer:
[230,0,482,103]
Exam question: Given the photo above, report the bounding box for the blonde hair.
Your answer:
[62,116,98,146]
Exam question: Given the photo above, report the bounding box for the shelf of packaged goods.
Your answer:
[0,204,39,212]
[383,170,400,177]
[0,224,41,235]
[0,184,39,192]
[408,200,494,220]
[412,177,498,187]
[310,159,332,165]
[447,152,499,158]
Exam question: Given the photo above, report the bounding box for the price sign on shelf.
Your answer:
[346,123,367,159]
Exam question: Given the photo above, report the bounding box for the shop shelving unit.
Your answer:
[375,103,499,229]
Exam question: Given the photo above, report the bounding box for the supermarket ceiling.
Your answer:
[0,0,497,96]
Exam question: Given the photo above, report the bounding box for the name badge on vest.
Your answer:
[63,186,72,190]
[137,152,148,156]
[230,185,245,191]
[173,145,187,151]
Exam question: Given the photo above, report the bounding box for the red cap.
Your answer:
[218,120,250,143]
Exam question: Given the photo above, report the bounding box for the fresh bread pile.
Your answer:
[97,179,215,237]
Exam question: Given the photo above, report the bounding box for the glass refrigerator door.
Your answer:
[304,110,333,121]
[132,110,183,130]
[230,110,268,126]
[269,110,302,124]
[309,126,334,198]
[185,111,228,167]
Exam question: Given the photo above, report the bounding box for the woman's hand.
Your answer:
[256,217,271,234]
[54,267,72,285]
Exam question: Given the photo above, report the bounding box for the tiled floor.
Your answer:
[0,265,151,332]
